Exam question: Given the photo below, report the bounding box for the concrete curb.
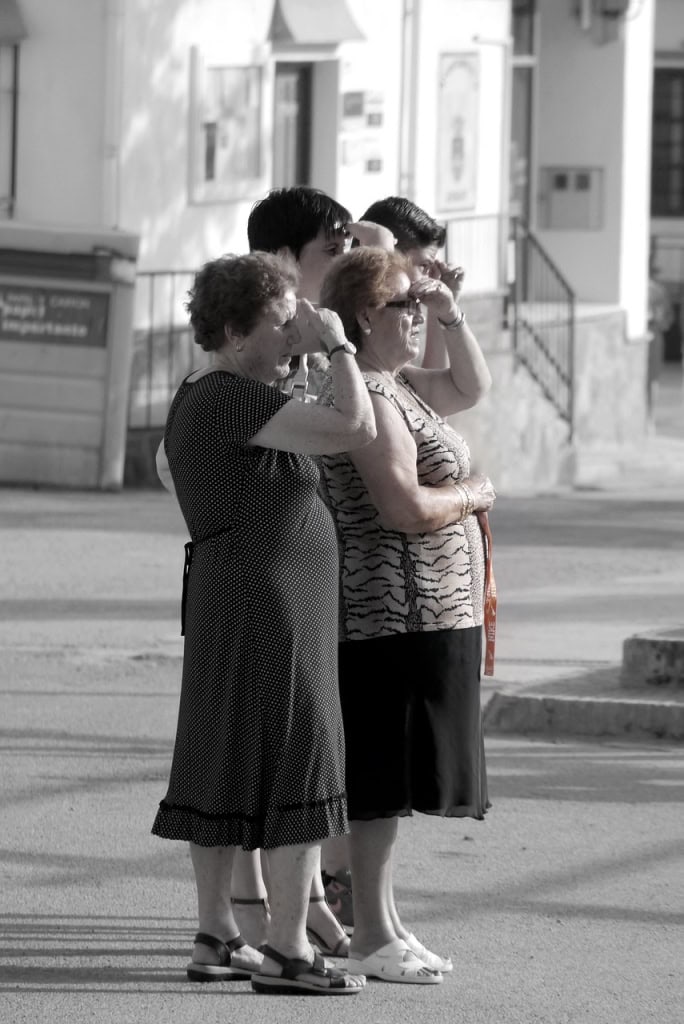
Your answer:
[483,690,684,741]
[622,628,684,687]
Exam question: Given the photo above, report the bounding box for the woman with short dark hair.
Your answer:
[152,251,374,996]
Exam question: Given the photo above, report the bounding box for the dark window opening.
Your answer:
[273,63,312,187]
[0,43,20,219]
[651,69,684,218]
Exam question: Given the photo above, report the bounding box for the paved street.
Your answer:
[1,442,683,1022]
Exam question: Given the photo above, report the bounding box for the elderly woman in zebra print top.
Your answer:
[317,246,496,985]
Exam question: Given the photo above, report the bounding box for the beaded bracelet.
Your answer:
[438,309,466,330]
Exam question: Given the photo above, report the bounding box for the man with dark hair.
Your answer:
[248,187,394,398]
[359,195,446,261]
[248,186,352,304]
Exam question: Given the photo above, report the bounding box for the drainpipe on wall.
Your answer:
[398,0,420,199]
[103,0,125,228]
[8,43,20,218]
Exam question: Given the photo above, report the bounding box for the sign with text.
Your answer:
[0,284,109,347]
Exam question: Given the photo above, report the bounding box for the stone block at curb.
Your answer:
[621,629,684,689]
[483,691,684,741]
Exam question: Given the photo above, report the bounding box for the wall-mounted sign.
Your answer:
[189,48,264,204]
[436,53,479,212]
[340,90,385,173]
[0,284,109,346]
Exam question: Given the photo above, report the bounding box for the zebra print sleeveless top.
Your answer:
[318,371,485,642]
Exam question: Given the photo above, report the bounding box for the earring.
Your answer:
[363,326,371,335]
[235,343,244,352]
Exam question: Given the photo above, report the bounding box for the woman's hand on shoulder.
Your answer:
[464,473,496,512]
[289,299,346,355]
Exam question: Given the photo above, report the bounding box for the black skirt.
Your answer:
[338,626,489,821]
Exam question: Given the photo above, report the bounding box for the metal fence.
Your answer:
[128,269,199,430]
[444,212,508,294]
[509,217,575,435]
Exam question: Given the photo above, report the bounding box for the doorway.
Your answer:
[273,63,312,186]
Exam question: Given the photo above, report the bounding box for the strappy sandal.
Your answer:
[251,944,365,995]
[347,939,443,984]
[405,932,453,973]
[306,895,350,957]
[186,932,257,982]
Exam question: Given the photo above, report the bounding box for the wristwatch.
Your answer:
[327,340,357,358]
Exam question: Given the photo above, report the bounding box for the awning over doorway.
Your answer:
[269,0,364,45]
[0,0,27,43]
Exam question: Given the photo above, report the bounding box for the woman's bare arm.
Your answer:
[405,270,492,416]
[348,393,495,534]
[156,440,175,495]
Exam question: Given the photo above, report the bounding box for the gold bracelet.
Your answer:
[455,482,474,521]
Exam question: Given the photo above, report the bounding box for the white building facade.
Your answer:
[0,0,658,490]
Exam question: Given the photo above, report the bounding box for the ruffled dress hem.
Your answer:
[151,793,348,851]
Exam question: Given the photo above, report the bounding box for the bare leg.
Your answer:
[386,847,453,973]
[307,859,350,955]
[262,841,319,962]
[345,821,443,983]
[256,841,365,992]
[231,847,270,947]
[188,842,262,971]
[319,837,354,930]
[386,855,409,939]
[347,817,399,956]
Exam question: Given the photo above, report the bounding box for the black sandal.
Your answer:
[306,896,350,957]
[251,943,365,995]
[186,932,255,982]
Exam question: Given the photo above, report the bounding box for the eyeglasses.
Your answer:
[384,298,421,314]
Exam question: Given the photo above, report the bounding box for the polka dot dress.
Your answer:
[151,371,348,850]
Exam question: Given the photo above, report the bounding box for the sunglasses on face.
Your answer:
[384,298,422,313]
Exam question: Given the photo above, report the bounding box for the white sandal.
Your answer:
[405,932,453,974]
[347,939,442,984]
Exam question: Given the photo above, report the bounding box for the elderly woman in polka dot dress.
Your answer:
[152,251,374,996]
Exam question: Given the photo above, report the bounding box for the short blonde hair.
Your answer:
[319,247,411,347]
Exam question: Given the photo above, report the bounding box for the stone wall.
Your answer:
[570,307,650,486]
[453,299,651,494]
[452,292,573,494]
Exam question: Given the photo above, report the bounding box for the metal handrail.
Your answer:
[509,216,575,437]
[443,212,508,294]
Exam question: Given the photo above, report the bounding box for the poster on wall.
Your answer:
[436,53,479,212]
[189,48,263,204]
[340,91,385,173]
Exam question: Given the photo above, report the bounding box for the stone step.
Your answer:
[621,628,684,689]
[483,689,684,741]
